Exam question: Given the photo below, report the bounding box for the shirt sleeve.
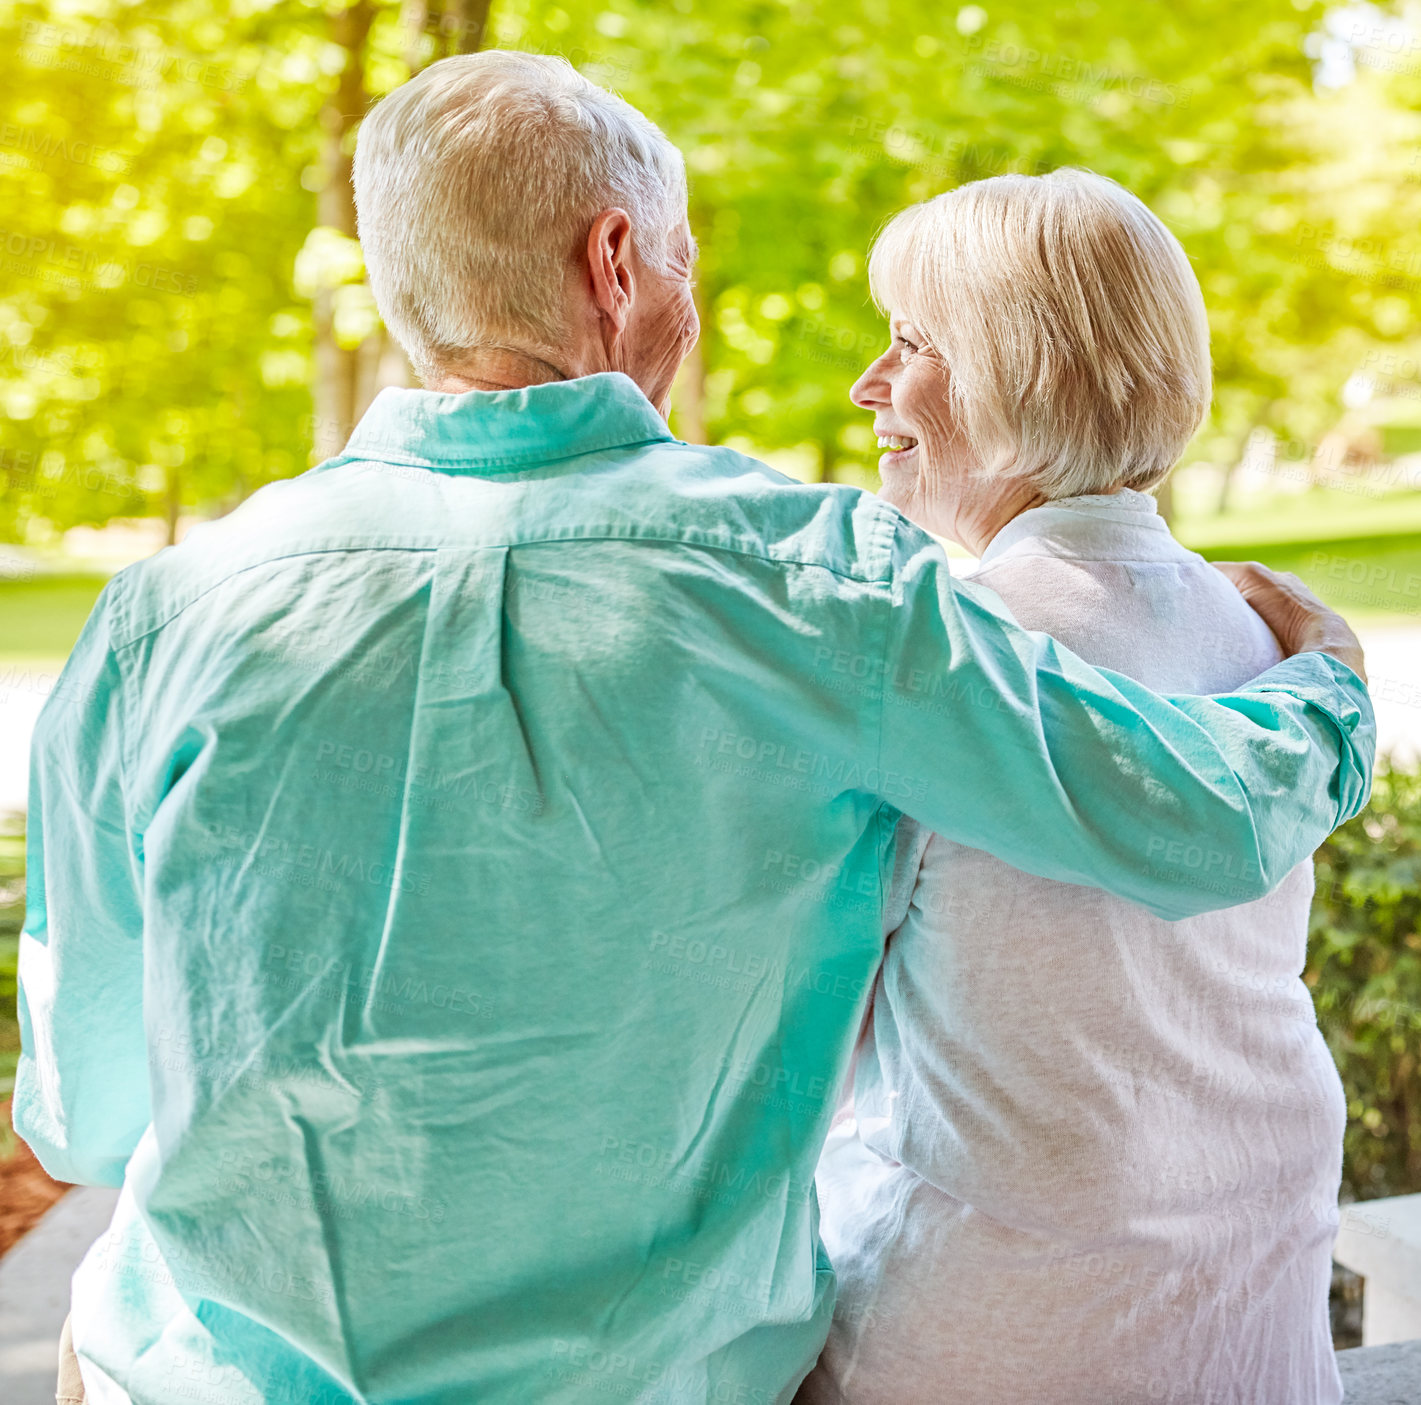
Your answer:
[878,524,1374,921]
[12,577,148,1185]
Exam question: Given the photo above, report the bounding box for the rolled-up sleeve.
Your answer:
[13,578,147,1185]
[878,525,1374,920]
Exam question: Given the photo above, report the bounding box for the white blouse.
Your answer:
[800,490,1346,1405]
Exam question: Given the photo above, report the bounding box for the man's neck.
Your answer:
[428,346,573,394]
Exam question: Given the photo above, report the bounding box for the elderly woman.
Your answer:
[798,171,1346,1405]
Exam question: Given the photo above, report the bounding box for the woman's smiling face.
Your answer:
[849,313,971,536]
[850,310,1047,552]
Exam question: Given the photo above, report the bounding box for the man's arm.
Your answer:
[878,526,1373,921]
[13,579,148,1185]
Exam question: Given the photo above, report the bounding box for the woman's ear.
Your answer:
[586,208,634,337]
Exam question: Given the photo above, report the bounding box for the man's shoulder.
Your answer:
[105,441,908,647]
[99,476,341,648]
[648,440,902,582]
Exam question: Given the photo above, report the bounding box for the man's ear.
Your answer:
[587,208,634,337]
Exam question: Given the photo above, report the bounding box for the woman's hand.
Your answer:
[1214,561,1367,683]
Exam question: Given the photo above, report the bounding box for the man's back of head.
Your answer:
[354,51,688,385]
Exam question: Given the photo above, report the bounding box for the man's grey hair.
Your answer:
[354,51,688,381]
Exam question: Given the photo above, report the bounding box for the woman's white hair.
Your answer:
[869,169,1212,497]
[354,51,687,380]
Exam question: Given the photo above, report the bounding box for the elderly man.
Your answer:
[18,51,1370,1405]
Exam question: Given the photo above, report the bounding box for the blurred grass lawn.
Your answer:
[1192,533,1421,628]
[1175,482,1421,551]
[0,573,114,672]
[1176,485,1421,629]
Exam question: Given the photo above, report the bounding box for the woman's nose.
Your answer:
[850,352,893,410]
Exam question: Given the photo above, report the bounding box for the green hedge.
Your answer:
[1310,761,1421,1202]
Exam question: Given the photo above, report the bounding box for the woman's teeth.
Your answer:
[877,436,918,452]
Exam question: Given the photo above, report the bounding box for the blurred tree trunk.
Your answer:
[312,1,492,462]
[671,283,710,444]
[164,465,181,546]
[1154,472,1173,525]
[672,334,707,444]
[1215,412,1271,517]
[312,0,376,461]
[1215,452,1242,517]
[430,0,490,53]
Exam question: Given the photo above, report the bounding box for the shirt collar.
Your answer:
[338,371,677,471]
[978,488,1184,567]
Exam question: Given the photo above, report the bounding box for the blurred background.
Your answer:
[0,0,1419,1341]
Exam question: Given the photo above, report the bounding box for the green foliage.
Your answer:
[4,0,1421,527]
[0,0,341,540]
[1310,762,1421,1201]
[487,0,1421,474]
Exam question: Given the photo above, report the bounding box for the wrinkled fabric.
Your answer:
[14,374,1372,1405]
[804,492,1346,1405]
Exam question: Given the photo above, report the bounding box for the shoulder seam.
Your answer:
[111,533,897,650]
[332,431,676,474]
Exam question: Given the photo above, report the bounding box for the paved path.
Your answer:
[0,1187,118,1405]
[1359,626,1421,766]
[1336,1337,1421,1403]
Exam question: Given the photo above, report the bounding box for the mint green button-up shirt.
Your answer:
[16,373,1371,1404]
